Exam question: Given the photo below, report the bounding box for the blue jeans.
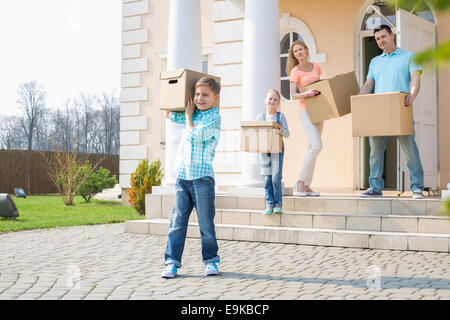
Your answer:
[164,176,220,268]
[260,148,284,208]
[369,134,424,193]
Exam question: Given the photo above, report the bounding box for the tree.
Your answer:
[389,0,450,69]
[78,166,117,202]
[73,93,95,153]
[17,80,47,194]
[97,91,120,155]
[5,84,119,156]
[17,80,46,150]
[0,116,25,150]
[34,108,52,151]
[128,160,164,215]
[53,99,75,152]
[41,144,102,206]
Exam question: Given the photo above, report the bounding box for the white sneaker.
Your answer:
[412,191,425,199]
[161,264,178,278]
[205,262,219,276]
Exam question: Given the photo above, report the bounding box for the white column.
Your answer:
[163,0,202,187]
[241,0,280,187]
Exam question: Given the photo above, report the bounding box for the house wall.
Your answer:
[138,0,213,163]
[211,0,245,187]
[119,0,213,203]
[120,0,449,198]
[280,0,449,192]
[210,0,363,192]
[279,0,364,192]
[120,0,152,199]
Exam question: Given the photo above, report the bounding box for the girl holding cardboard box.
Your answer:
[287,40,323,197]
[257,89,290,215]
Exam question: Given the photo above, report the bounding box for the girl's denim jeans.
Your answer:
[260,148,284,208]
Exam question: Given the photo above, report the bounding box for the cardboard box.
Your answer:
[240,121,282,153]
[351,91,413,137]
[301,71,360,123]
[159,68,221,111]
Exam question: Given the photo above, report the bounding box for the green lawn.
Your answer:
[0,195,144,233]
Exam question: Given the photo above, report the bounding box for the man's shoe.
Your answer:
[360,188,382,198]
[161,264,178,278]
[412,191,425,199]
[205,262,219,276]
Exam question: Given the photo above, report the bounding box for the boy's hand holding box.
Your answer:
[240,121,282,153]
[351,91,414,137]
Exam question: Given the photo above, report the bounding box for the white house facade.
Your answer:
[119,0,450,201]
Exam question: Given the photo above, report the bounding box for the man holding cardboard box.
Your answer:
[358,25,424,199]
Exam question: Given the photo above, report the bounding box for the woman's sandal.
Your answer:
[293,184,307,197]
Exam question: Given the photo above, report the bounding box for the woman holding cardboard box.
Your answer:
[287,40,322,197]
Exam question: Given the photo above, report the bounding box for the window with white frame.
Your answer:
[279,13,327,100]
[202,59,208,74]
[280,32,304,100]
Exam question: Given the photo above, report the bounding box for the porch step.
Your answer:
[145,194,445,219]
[132,193,449,252]
[158,207,450,235]
[124,219,450,253]
[205,209,450,235]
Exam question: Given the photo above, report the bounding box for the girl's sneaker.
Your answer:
[273,207,282,214]
[205,262,219,276]
[161,264,178,278]
[262,207,273,215]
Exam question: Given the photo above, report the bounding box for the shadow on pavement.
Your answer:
[177,272,450,290]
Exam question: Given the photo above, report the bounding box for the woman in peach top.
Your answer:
[287,40,322,197]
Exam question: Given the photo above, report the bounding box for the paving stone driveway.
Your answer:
[0,223,449,300]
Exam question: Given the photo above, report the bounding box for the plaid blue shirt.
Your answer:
[169,108,221,180]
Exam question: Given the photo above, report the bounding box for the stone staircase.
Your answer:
[124,193,450,253]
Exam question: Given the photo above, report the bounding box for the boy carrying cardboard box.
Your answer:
[161,76,222,278]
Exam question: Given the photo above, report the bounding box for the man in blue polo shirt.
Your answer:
[359,24,424,199]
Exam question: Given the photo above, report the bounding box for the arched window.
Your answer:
[280,32,304,100]
[279,13,326,101]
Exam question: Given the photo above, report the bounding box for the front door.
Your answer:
[396,8,437,191]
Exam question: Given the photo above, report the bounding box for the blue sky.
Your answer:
[0,0,121,116]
